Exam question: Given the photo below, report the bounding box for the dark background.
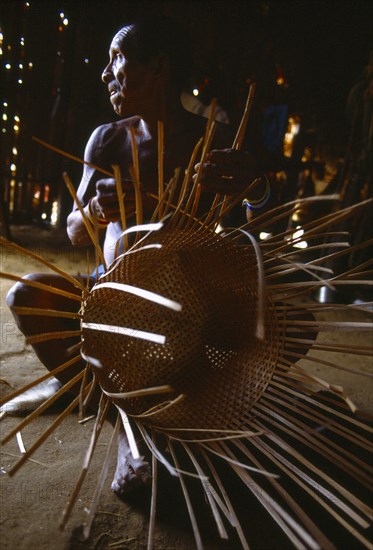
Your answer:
[1,0,372,226]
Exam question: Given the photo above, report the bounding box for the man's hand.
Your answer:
[93,178,135,221]
[193,149,260,194]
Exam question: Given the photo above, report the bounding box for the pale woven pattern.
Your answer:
[82,227,280,432]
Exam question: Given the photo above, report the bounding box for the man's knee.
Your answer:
[6,273,41,310]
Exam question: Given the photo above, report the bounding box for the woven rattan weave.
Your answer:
[82,227,280,432]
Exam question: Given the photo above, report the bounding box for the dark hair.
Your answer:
[117,16,192,92]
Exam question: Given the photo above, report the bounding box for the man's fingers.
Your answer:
[96,178,116,193]
[96,178,133,194]
[207,148,257,166]
[194,162,237,181]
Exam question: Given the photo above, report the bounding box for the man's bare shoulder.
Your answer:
[91,116,140,143]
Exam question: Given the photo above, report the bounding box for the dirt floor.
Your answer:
[0,225,372,550]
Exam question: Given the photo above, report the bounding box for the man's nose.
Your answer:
[102,63,113,83]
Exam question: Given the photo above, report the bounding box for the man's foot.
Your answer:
[0,378,62,419]
[111,425,152,496]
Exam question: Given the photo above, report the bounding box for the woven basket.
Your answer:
[82,227,281,433]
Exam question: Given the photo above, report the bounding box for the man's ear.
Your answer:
[152,53,170,79]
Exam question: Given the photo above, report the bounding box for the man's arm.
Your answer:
[66,126,112,247]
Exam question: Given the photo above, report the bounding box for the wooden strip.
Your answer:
[207,177,262,231]
[182,122,216,229]
[32,136,113,177]
[168,440,203,550]
[147,431,158,550]
[263,390,373,475]
[281,348,373,378]
[0,272,82,301]
[129,126,140,183]
[129,165,143,234]
[1,370,85,444]
[283,337,372,356]
[201,450,250,549]
[249,436,371,531]
[12,306,82,319]
[231,438,334,548]
[62,173,106,268]
[270,376,373,434]
[254,402,372,488]
[268,382,373,450]
[214,440,311,549]
[204,97,217,145]
[0,236,86,291]
[278,319,373,331]
[231,195,340,240]
[8,393,81,476]
[252,420,373,522]
[157,120,164,220]
[112,164,128,252]
[27,329,81,345]
[0,355,82,407]
[83,414,120,540]
[182,442,229,540]
[218,84,256,219]
[232,83,256,150]
[170,138,203,227]
[60,395,109,530]
[150,171,179,223]
[250,413,373,521]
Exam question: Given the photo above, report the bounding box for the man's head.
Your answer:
[102,16,192,118]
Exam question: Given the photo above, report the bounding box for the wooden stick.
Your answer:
[1,370,85,445]
[170,137,203,227]
[203,97,218,151]
[150,170,180,223]
[181,122,216,229]
[254,401,372,489]
[201,449,250,549]
[11,306,82,319]
[32,136,113,177]
[82,414,120,540]
[147,431,158,550]
[207,177,262,231]
[229,195,341,241]
[130,165,143,229]
[158,120,164,220]
[130,126,140,183]
[0,237,85,291]
[168,440,203,550]
[232,83,256,151]
[0,355,82,407]
[62,173,106,268]
[218,83,256,218]
[181,441,229,539]
[8,392,82,476]
[112,164,128,252]
[271,376,373,433]
[60,394,110,530]
[26,329,81,345]
[0,272,82,301]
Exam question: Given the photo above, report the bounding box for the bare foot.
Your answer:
[0,378,62,419]
[111,425,152,496]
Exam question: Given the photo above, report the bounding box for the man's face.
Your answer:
[102,28,157,117]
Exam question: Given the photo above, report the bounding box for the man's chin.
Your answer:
[112,101,129,117]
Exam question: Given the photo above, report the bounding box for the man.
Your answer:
[5,16,262,494]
